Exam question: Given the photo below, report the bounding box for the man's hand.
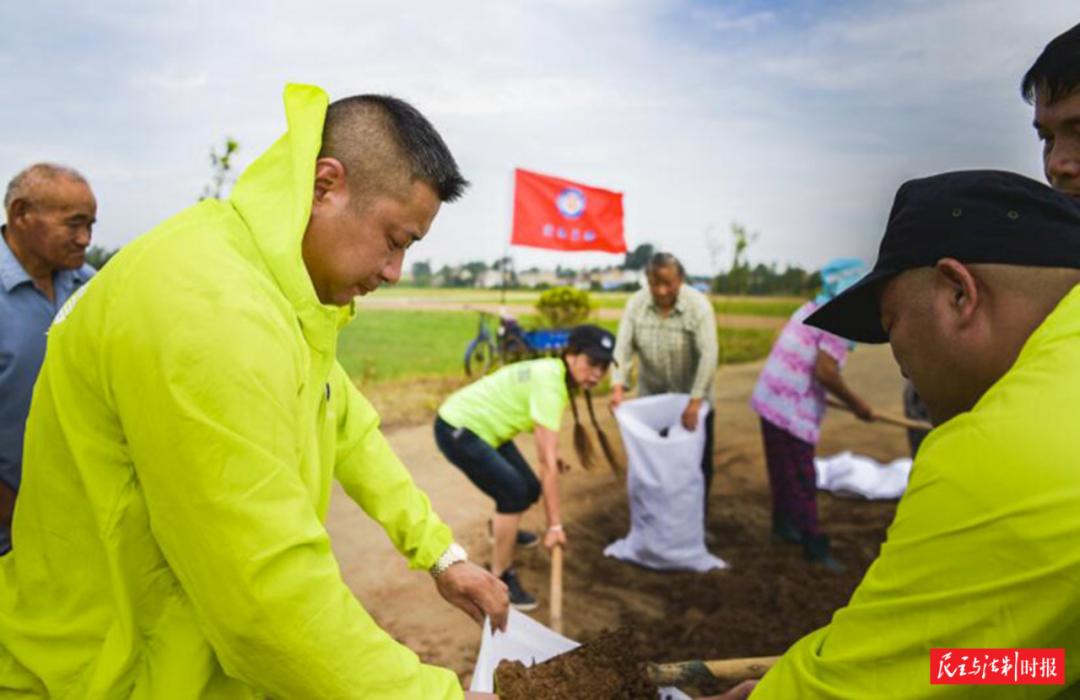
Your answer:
[434,562,509,632]
[698,680,758,700]
[544,525,567,550]
[681,398,703,431]
[610,384,625,411]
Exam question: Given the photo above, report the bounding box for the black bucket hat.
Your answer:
[805,170,1080,343]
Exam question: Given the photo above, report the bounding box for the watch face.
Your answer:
[450,543,468,562]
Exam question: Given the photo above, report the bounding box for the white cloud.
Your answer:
[713,10,776,33]
[0,0,1075,274]
[130,71,210,91]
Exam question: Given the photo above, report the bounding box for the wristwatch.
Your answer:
[429,542,468,578]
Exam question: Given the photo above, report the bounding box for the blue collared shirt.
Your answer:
[0,229,94,490]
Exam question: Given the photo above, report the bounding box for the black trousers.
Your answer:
[702,407,715,519]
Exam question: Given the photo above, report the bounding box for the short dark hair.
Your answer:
[321,95,469,203]
[645,251,686,278]
[1021,22,1080,105]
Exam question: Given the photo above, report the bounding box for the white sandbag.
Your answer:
[471,610,691,700]
[814,450,912,500]
[604,394,728,572]
[470,609,578,693]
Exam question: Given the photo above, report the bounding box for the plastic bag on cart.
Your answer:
[605,394,728,572]
[470,610,691,699]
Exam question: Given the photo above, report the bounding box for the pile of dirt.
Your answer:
[506,353,907,685]
[494,628,657,700]
[331,346,912,687]
[509,473,898,657]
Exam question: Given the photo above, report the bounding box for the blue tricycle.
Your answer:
[463,310,571,376]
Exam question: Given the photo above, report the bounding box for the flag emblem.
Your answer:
[556,187,587,220]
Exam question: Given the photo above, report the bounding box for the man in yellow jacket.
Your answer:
[740,171,1080,698]
[0,84,507,699]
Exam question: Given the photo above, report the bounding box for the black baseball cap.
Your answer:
[805,170,1080,343]
[568,324,617,364]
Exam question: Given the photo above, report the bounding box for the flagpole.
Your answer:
[500,244,509,309]
[501,169,516,313]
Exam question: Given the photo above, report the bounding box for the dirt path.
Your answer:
[326,344,909,687]
[358,298,786,330]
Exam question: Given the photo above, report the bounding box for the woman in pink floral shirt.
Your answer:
[750,259,874,572]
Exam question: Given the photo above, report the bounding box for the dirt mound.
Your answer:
[327,346,910,688]
[504,485,896,695]
[494,628,656,700]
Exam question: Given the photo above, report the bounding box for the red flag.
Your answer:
[511,168,626,253]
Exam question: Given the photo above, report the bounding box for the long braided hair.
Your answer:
[563,349,621,476]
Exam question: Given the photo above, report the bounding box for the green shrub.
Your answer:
[535,286,593,327]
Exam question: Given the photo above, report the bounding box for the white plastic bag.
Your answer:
[814,451,912,500]
[604,394,728,572]
[470,610,691,699]
[470,609,578,693]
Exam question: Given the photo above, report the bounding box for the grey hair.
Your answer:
[646,252,686,278]
[5,163,89,211]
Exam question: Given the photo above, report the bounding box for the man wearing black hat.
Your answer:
[745,170,1080,696]
[893,21,1080,462]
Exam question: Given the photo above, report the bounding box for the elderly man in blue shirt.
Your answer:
[0,163,97,553]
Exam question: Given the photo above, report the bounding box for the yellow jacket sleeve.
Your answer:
[110,292,461,699]
[331,362,453,571]
[752,409,1080,698]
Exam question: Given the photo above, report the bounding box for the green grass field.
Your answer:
[378,285,803,318]
[337,308,778,385]
[712,297,802,318]
[337,310,477,383]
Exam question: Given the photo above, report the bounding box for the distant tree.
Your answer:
[712,260,816,297]
[491,256,517,288]
[462,260,488,278]
[711,221,759,295]
[705,221,819,297]
[200,137,240,201]
[622,243,655,271]
[85,245,118,269]
[411,260,433,287]
[435,264,454,287]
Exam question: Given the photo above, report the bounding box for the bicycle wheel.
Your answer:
[464,338,495,377]
[501,333,532,363]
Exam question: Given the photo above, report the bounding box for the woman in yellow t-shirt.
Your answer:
[435,325,618,610]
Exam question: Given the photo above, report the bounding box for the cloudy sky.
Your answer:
[1,1,1075,275]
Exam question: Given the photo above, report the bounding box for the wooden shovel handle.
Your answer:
[550,544,563,634]
[647,655,780,688]
[826,397,932,432]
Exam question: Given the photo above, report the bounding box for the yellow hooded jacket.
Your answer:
[0,85,462,699]
[752,286,1080,698]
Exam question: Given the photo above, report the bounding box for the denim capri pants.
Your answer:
[434,416,541,514]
